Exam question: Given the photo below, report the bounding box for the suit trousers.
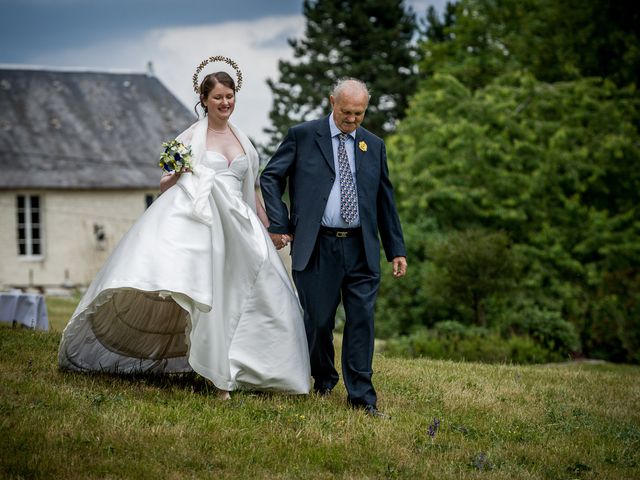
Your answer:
[293,232,381,407]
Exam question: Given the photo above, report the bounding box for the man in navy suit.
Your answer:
[260,78,407,416]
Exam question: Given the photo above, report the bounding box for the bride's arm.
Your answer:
[160,121,197,194]
[160,172,179,194]
[256,190,292,248]
[255,193,270,228]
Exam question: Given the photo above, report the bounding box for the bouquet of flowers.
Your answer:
[159,139,193,173]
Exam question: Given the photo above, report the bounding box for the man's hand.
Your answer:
[269,233,293,250]
[392,256,407,278]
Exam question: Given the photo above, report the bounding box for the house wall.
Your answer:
[0,189,158,290]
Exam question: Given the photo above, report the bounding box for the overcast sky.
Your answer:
[0,0,447,143]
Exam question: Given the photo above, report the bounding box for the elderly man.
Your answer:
[260,78,407,416]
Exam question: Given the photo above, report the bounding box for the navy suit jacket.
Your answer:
[260,115,406,273]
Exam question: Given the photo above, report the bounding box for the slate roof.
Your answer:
[0,67,195,189]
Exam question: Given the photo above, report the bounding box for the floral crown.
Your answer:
[192,55,243,94]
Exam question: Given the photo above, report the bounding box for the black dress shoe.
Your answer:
[314,388,332,397]
[362,404,386,418]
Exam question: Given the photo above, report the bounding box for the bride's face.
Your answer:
[204,82,235,121]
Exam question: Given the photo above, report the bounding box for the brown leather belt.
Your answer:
[319,226,362,238]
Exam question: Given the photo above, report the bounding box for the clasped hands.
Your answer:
[269,232,293,250]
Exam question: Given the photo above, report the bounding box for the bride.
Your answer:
[58,57,311,397]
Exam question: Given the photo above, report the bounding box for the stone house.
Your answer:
[0,66,195,291]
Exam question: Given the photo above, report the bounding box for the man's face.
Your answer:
[330,89,369,134]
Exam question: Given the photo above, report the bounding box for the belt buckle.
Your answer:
[336,231,348,238]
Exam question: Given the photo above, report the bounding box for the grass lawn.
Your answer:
[0,296,638,479]
[44,294,81,332]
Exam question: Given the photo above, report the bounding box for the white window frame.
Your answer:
[16,194,44,260]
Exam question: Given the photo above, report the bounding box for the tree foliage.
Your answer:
[432,229,516,327]
[378,71,640,362]
[264,0,417,153]
[420,0,640,90]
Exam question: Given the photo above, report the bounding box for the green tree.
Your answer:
[377,72,640,361]
[264,0,417,153]
[420,0,640,90]
[431,229,516,327]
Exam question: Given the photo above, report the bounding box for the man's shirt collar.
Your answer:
[329,114,357,139]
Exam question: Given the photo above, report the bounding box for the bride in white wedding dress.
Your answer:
[58,65,311,396]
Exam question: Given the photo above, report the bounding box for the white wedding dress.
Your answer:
[58,120,311,394]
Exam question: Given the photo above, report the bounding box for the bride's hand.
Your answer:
[160,171,179,193]
[269,232,292,250]
[159,167,193,193]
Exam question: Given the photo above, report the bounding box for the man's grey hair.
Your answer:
[331,78,371,100]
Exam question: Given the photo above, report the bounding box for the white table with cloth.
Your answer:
[0,291,49,330]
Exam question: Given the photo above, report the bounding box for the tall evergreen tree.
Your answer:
[263,0,417,154]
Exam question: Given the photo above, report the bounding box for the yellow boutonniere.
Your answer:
[359,141,368,152]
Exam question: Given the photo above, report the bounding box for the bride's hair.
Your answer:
[195,72,236,116]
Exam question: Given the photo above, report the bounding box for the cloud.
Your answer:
[28,14,305,145]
